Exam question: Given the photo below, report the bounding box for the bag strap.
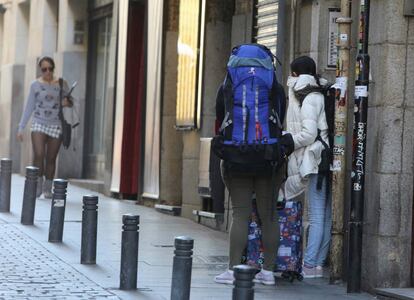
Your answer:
[315,129,329,150]
[295,85,322,106]
[58,78,64,122]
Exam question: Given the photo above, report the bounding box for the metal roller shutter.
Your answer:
[254,0,279,55]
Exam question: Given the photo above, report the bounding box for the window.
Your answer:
[175,0,206,129]
[254,0,279,55]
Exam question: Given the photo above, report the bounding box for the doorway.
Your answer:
[118,0,146,197]
[84,5,113,179]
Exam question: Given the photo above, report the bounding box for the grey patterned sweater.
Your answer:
[18,80,68,132]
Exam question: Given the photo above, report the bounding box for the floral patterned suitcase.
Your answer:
[242,198,304,282]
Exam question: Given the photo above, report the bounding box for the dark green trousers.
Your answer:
[224,165,285,271]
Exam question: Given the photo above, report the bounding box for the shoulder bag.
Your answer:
[58,78,72,149]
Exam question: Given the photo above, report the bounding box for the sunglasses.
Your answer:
[41,67,54,73]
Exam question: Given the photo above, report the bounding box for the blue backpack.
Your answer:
[213,44,286,172]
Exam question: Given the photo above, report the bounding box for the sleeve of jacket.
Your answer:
[292,94,323,149]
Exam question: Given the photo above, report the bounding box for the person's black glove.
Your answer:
[280,133,294,156]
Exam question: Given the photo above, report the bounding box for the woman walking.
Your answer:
[17,56,72,198]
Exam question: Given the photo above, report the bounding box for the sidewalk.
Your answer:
[0,174,375,300]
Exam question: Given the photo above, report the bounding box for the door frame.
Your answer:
[83,3,113,179]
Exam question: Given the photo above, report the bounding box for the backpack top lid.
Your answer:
[227,44,274,70]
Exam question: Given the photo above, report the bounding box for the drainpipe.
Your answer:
[289,0,297,65]
[330,0,352,284]
[275,0,286,83]
[347,0,370,293]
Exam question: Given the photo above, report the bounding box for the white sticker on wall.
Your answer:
[331,160,342,171]
[337,112,346,120]
[53,199,65,207]
[335,77,348,97]
[340,33,348,41]
[355,85,368,98]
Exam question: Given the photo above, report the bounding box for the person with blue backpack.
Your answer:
[281,55,333,278]
[212,44,294,286]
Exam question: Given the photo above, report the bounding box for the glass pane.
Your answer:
[175,0,202,128]
[91,16,112,155]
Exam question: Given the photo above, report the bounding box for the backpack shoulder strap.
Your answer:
[294,85,322,106]
[269,73,285,128]
[316,129,330,150]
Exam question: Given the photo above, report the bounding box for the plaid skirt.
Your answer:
[31,122,62,139]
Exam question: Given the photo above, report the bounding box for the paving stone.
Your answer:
[0,224,119,299]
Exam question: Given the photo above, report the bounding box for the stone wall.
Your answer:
[0,1,30,172]
[159,0,183,206]
[362,0,414,290]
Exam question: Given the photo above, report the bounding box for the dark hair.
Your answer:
[290,56,316,75]
[290,55,321,86]
[38,56,55,69]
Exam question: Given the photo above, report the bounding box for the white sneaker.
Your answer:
[302,265,317,278]
[43,179,53,199]
[315,266,324,278]
[214,270,234,285]
[254,269,275,286]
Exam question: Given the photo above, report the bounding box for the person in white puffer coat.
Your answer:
[282,56,332,279]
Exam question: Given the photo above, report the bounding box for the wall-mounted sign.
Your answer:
[74,20,85,45]
[328,8,341,68]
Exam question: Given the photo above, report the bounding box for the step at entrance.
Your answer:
[375,288,414,300]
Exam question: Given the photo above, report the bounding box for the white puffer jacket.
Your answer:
[283,74,329,200]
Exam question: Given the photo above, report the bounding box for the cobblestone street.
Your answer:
[0,222,118,299]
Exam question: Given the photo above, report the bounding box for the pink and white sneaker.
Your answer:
[254,269,276,285]
[302,265,317,278]
[315,266,324,278]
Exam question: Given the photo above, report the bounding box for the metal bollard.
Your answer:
[48,179,68,242]
[170,236,194,300]
[120,214,139,290]
[232,265,256,300]
[81,195,98,264]
[0,159,12,212]
[21,166,39,225]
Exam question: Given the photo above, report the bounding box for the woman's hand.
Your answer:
[62,97,73,107]
[16,131,23,142]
